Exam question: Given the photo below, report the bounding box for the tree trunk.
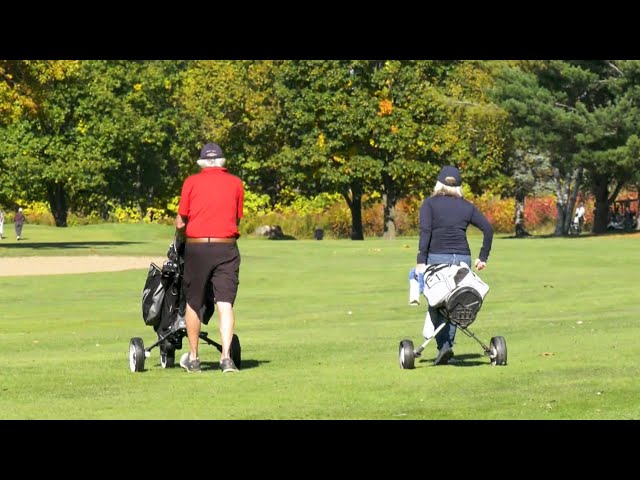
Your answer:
[553,172,569,236]
[46,182,68,227]
[382,171,397,240]
[564,167,583,233]
[592,185,609,234]
[514,191,530,237]
[343,183,364,240]
[136,202,144,223]
[383,197,397,240]
[591,175,623,234]
[349,197,364,240]
[552,167,581,236]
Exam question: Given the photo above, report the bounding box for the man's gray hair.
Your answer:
[433,181,463,198]
[197,157,227,169]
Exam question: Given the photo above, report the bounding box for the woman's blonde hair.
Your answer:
[433,181,463,198]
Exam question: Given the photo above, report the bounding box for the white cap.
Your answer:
[18,208,22,212]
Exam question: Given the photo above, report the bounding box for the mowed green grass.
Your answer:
[1,224,639,419]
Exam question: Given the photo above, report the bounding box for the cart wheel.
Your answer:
[399,339,415,369]
[160,346,175,368]
[129,337,146,372]
[230,334,242,369]
[489,336,507,366]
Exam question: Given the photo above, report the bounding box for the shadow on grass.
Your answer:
[449,353,488,367]
[0,241,142,250]
[418,352,487,367]
[200,359,269,371]
[143,359,269,373]
[502,233,593,240]
[502,231,639,240]
[268,235,297,240]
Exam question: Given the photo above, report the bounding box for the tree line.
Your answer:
[1,60,639,237]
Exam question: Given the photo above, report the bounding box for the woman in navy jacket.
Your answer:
[415,165,494,365]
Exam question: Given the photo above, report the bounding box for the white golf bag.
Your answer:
[421,262,490,337]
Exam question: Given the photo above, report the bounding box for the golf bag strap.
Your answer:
[425,263,450,276]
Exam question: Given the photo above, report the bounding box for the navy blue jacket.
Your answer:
[416,194,493,264]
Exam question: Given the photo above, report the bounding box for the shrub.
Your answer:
[9,190,609,238]
[240,211,332,239]
[524,196,556,227]
[362,204,383,236]
[395,197,421,236]
[325,202,352,239]
[471,194,514,233]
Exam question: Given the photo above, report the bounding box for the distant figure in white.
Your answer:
[574,201,585,231]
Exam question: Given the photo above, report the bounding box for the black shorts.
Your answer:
[183,243,241,316]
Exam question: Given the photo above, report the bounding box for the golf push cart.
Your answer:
[129,234,241,372]
[399,263,507,369]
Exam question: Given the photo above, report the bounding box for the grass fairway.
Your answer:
[1,225,639,419]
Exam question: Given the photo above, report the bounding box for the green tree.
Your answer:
[494,60,640,235]
[576,60,640,233]
[179,60,284,200]
[0,60,188,224]
[274,60,386,239]
[275,60,511,240]
[0,60,79,125]
[493,61,597,235]
[0,63,112,225]
[80,60,190,219]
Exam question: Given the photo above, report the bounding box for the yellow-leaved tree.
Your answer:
[0,60,79,125]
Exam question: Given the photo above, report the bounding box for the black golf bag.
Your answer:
[141,234,214,352]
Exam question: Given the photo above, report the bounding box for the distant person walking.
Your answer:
[14,208,25,240]
[0,209,4,239]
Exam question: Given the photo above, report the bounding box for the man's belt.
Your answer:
[186,237,237,244]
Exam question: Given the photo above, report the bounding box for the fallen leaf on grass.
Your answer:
[541,352,554,357]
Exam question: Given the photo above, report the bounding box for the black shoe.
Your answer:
[434,347,454,366]
[179,353,201,372]
[220,357,239,373]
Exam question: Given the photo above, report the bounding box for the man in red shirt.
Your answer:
[175,142,244,373]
